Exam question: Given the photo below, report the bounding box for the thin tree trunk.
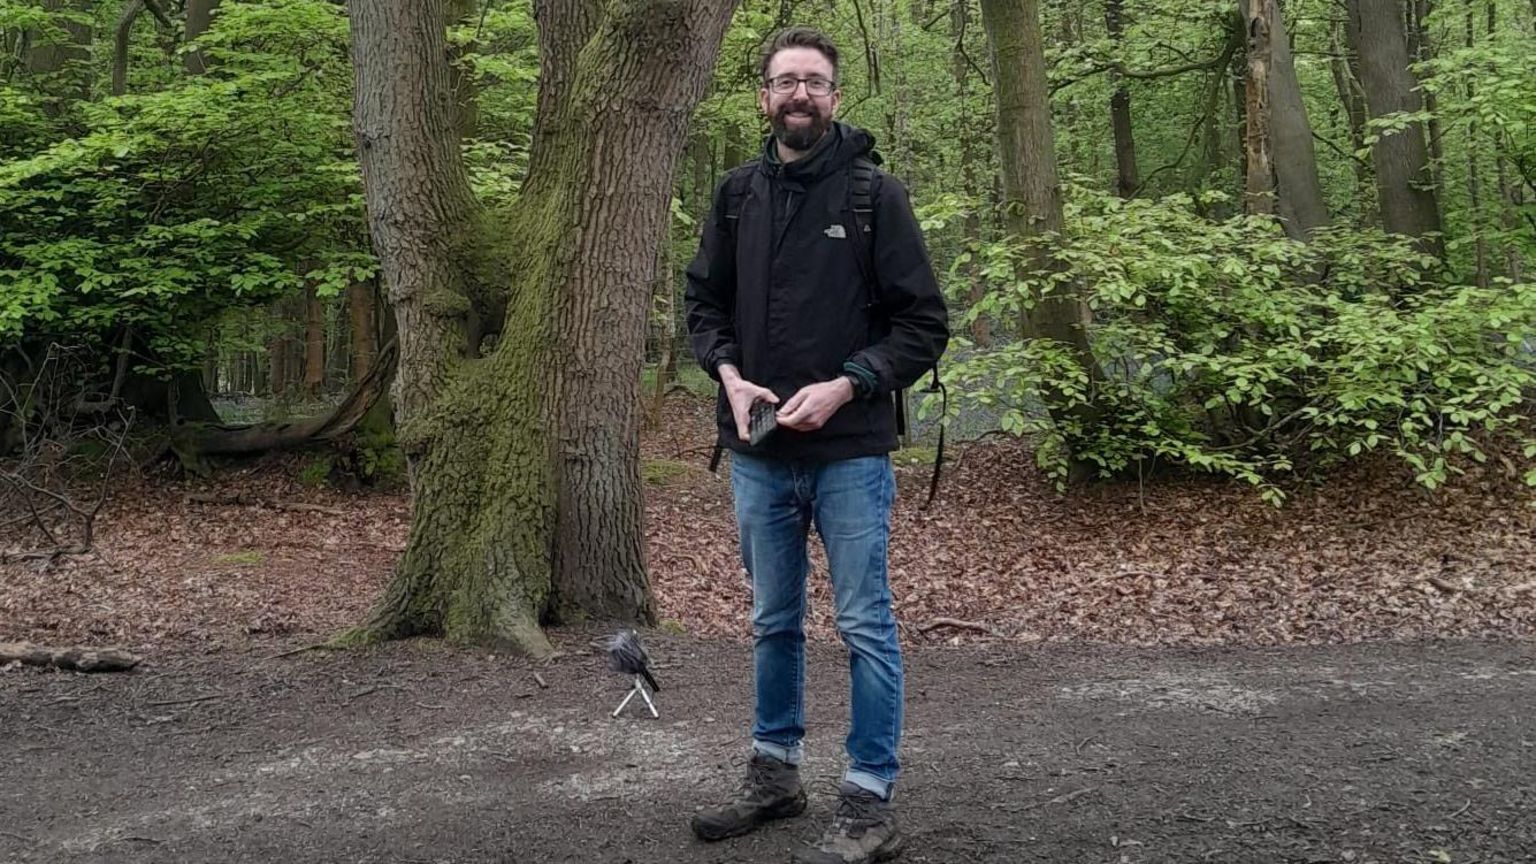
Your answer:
[303,281,325,398]
[1489,0,1523,281]
[1464,6,1488,287]
[348,279,377,382]
[954,0,989,345]
[1105,0,1139,199]
[1410,0,1445,195]
[1329,16,1375,225]
[347,0,736,654]
[1346,0,1445,256]
[267,302,289,399]
[1242,0,1276,216]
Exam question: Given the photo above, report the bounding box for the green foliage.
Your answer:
[928,186,1536,501]
[0,0,365,375]
[297,454,335,488]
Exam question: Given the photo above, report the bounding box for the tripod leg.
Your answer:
[612,681,640,718]
[637,677,658,718]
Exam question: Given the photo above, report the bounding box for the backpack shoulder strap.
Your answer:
[722,159,760,227]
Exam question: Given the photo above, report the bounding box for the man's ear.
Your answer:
[758,87,771,118]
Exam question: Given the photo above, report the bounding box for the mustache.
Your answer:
[775,100,821,120]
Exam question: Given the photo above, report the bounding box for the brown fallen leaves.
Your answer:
[3,393,1532,651]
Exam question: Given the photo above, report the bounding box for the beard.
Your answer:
[771,100,831,151]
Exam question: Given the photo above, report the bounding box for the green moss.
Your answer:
[892,446,937,467]
[642,458,691,485]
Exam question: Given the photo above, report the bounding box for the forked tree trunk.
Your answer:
[348,279,377,381]
[346,0,736,655]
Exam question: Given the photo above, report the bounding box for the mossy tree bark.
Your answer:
[346,0,736,656]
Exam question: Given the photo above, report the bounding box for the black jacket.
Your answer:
[685,122,949,462]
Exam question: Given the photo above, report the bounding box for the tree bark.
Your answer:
[347,0,736,655]
[303,281,325,398]
[980,0,1098,396]
[1329,16,1375,225]
[1489,0,1523,281]
[1104,0,1139,199]
[1463,7,1488,288]
[954,0,988,346]
[1242,0,1329,235]
[1346,0,1445,256]
[348,279,378,381]
[1242,0,1276,216]
[25,0,92,97]
[183,0,219,75]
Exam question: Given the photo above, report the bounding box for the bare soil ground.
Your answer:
[2,632,1533,863]
[2,392,1534,862]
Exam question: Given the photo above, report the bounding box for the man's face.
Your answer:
[759,46,840,152]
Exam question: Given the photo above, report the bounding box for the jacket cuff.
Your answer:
[841,361,879,400]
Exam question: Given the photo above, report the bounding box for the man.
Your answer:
[683,25,948,864]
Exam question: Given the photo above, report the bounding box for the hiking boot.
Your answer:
[691,751,808,841]
[791,782,903,864]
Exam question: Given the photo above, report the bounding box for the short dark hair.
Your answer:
[759,27,839,84]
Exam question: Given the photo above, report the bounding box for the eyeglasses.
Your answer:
[766,74,835,97]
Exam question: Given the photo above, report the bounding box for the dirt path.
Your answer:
[3,631,1533,864]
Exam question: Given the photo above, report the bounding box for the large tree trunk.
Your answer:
[1242,0,1329,236]
[980,0,1098,411]
[347,0,736,655]
[1104,0,1139,199]
[1346,0,1444,256]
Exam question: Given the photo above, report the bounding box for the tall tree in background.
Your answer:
[1347,0,1445,255]
[347,0,736,655]
[1241,0,1328,236]
[980,0,1098,402]
[1104,0,1138,199]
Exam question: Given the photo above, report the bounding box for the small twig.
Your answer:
[0,830,31,843]
[120,835,162,844]
[345,683,405,703]
[414,702,447,711]
[994,786,1098,813]
[145,692,223,708]
[533,672,548,689]
[917,617,1003,638]
[267,642,330,660]
[1074,735,1096,755]
[1447,799,1471,819]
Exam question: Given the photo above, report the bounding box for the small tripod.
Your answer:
[611,674,659,718]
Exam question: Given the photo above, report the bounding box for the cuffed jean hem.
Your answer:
[843,769,893,801]
[752,739,804,766]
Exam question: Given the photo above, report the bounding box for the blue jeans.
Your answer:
[730,452,903,800]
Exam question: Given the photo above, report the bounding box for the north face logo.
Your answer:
[823,224,847,239]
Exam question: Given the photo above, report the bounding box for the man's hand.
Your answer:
[718,364,778,441]
[776,377,855,432]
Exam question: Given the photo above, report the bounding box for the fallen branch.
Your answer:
[1427,576,1461,595]
[992,786,1098,813]
[0,642,140,672]
[917,617,1003,638]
